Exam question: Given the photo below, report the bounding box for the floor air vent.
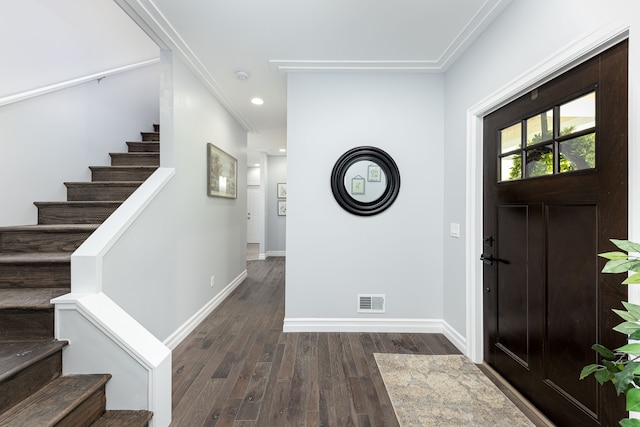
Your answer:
[358,294,385,313]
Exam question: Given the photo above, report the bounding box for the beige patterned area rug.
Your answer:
[374,354,535,427]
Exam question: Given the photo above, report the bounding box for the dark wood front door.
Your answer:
[482,40,628,426]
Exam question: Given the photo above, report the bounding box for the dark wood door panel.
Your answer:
[495,205,529,367]
[545,203,598,415]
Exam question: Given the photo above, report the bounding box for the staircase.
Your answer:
[0,125,160,426]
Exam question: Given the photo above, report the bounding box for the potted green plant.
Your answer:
[581,239,640,427]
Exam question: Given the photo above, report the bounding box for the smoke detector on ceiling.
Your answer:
[235,70,250,81]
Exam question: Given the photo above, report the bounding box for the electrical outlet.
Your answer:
[210,275,215,287]
[450,223,460,238]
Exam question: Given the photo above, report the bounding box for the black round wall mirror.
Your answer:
[330,146,401,216]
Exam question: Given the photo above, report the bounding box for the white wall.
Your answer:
[0,0,158,97]
[286,73,445,323]
[0,65,160,226]
[442,0,640,355]
[266,156,287,255]
[101,53,248,342]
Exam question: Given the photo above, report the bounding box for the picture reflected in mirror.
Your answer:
[343,160,387,203]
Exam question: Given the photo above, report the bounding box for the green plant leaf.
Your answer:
[630,330,640,340]
[593,344,617,359]
[611,239,640,253]
[603,359,621,373]
[600,251,630,260]
[614,322,640,335]
[614,363,640,395]
[595,368,615,385]
[627,388,640,411]
[603,259,640,274]
[619,418,640,427]
[580,364,602,380]
[614,309,640,322]
[623,302,640,319]
[623,273,640,285]
[616,344,640,355]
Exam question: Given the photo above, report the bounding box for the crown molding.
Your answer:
[436,0,512,71]
[269,59,443,73]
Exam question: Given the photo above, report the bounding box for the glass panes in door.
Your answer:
[497,90,596,182]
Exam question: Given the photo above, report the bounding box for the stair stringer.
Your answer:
[53,167,175,427]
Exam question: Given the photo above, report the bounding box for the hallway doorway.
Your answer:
[246,243,259,261]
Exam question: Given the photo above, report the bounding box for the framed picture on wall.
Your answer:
[277,183,287,198]
[368,164,381,182]
[278,200,287,216]
[351,176,365,195]
[207,143,237,198]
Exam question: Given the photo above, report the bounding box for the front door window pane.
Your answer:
[559,133,596,172]
[526,145,553,178]
[560,92,596,136]
[527,109,553,145]
[501,154,522,181]
[501,123,521,154]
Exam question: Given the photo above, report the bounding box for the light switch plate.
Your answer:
[450,223,460,238]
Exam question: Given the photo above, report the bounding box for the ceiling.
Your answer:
[117,0,511,163]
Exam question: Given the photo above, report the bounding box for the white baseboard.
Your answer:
[258,253,266,260]
[283,317,444,333]
[283,317,468,354]
[442,320,467,355]
[265,250,286,258]
[163,270,247,350]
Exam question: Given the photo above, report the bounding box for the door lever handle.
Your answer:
[480,254,509,266]
[480,254,495,265]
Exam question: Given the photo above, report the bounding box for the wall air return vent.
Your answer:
[358,294,385,313]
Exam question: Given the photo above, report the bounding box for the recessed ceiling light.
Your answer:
[279,148,287,153]
[251,97,264,105]
[254,163,260,167]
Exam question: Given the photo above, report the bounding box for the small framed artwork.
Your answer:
[368,164,381,182]
[278,200,287,216]
[277,183,287,199]
[207,143,237,198]
[351,176,365,195]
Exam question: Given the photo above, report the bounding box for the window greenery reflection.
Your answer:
[559,132,596,172]
[508,125,595,179]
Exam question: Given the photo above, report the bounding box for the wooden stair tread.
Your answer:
[126,141,159,145]
[0,224,99,233]
[0,340,67,382]
[0,288,68,309]
[109,152,158,156]
[0,252,70,264]
[34,201,122,207]
[0,374,111,425]
[89,166,157,170]
[64,181,144,186]
[91,410,153,426]
[125,141,159,153]
[140,131,159,141]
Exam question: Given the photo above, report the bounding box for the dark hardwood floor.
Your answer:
[170,257,461,426]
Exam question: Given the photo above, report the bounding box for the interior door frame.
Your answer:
[464,22,633,363]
